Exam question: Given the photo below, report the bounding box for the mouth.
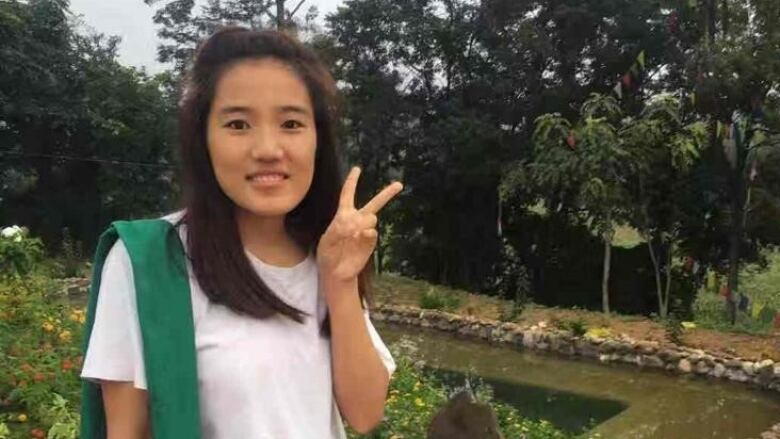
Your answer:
[246,172,290,186]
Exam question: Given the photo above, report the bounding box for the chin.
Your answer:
[237,198,299,219]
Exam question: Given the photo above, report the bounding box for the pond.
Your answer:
[376,322,780,439]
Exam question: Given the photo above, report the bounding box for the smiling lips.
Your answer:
[246,171,289,187]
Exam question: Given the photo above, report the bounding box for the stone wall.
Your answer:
[373,305,780,391]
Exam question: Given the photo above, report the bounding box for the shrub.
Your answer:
[0,272,83,436]
[419,287,462,312]
[0,226,44,280]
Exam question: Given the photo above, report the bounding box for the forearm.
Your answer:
[325,278,390,434]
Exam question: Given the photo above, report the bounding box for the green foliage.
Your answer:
[0,226,44,280]
[664,313,684,345]
[567,318,589,337]
[550,317,589,337]
[487,238,530,305]
[418,287,463,312]
[57,228,84,279]
[0,270,83,435]
[0,0,178,252]
[693,248,780,334]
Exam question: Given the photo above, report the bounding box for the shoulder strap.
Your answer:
[81,219,201,439]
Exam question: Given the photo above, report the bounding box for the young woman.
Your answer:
[80,27,403,439]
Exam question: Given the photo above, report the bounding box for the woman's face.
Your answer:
[207,58,317,220]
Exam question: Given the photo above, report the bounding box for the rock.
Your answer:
[636,341,659,355]
[641,355,664,368]
[710,363,726,378]
[725,359,742,368]
[678,359,693,373]
[536,342,550,351]
[522,331,537,349]
[600,340,620,353]
[726,369,749,383]
[758,359,775,372]
[742,361,756,375]
[695,361,711,375]
[658,349,682,363]
[575,339,599,358]
[621,354,640,365]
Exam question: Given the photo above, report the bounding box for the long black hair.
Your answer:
[177,27,372,329]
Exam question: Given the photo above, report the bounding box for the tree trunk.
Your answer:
[276,0,285,29]
[727,167,743,324]
[647,239,666,318]
[664,240,674,316]
[602,233,612,315]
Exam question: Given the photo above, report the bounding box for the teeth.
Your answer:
[250,174,285,182]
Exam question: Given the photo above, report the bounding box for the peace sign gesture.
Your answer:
[316,167,403,286]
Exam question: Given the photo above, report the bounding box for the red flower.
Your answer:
[33,372,46,383]
[31,428,46,438]
[62,359,73,371]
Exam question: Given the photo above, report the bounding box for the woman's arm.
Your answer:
[101,381,151,439]
[326,278,391,435]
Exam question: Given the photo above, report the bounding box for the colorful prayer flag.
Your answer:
[750,163,758,181]
[613,83,622,99]
[622,73,632,88]
[566,131,577,149]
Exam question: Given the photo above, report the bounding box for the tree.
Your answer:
[522,94,635,314]
[143,0,319,72]
[0,0,177,251]
[622,94,708,318]
[683,0,780,323]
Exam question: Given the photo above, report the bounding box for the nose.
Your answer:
[249,125,284,161]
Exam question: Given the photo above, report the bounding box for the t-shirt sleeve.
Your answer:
[363,308,396,379]
[80,240,148,390]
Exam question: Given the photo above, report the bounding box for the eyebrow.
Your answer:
[217,105,312,117]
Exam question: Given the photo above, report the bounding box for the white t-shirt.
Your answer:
[81,213,396,439]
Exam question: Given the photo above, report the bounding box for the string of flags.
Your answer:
[612,50,646,100]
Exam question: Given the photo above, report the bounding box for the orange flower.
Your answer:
[31,428,46,438]
[33,372,46,383]
[62,359,73,371]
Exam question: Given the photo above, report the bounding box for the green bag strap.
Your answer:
[80,219,202,439]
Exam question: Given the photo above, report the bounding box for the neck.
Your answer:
[235,208,307,267]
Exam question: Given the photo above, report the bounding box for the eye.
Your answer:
[281,120,304,130]
[224,120,250,130]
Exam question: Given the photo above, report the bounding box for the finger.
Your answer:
[361,181,403,214]
[358,213,378,230]
[339,167,361,209]
[352,228,378,240]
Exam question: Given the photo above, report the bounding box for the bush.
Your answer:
[419,287,462,312]
[486,238,530,305]
[0,271,82,437]
[0,226,44,281]
[692,248,780,334]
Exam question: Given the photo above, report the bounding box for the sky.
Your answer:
[67,0,345,73]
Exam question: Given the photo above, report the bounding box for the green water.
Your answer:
[376,322,780,439]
